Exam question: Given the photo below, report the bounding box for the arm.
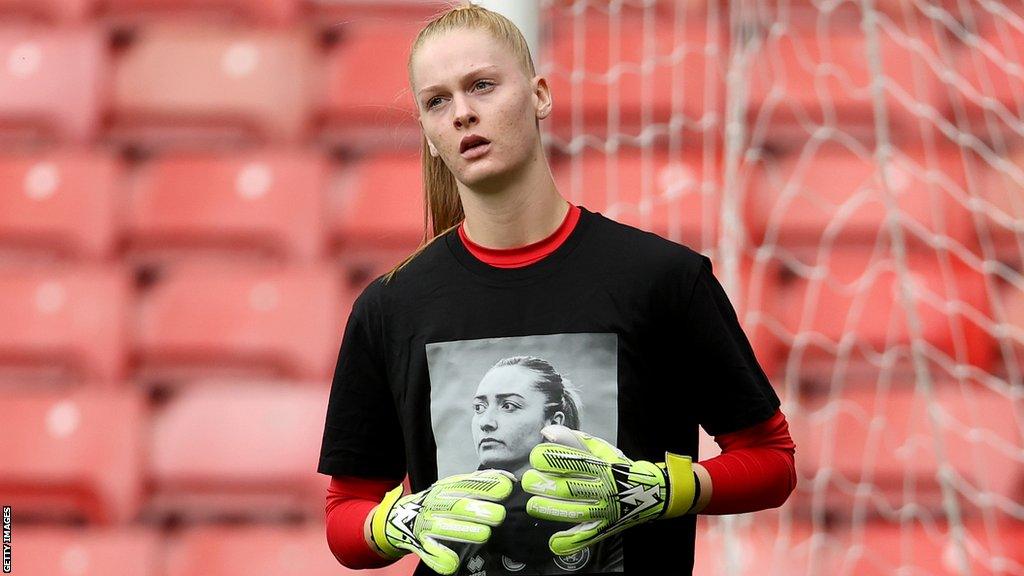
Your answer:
[697,407,797,515]
[325,476,395,568]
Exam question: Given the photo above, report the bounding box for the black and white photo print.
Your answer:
[425,332,624,575]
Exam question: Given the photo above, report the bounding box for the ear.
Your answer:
[532,75,553,121]
[548,411,565,427]
[419,119,440,158]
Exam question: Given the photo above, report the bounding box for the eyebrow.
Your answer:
[474,393,525,402]
[417,65,501,97]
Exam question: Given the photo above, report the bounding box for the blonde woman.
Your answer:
[318,4,797,575]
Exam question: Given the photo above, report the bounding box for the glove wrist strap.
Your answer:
[369,484,407,559]
[659,452,697,519]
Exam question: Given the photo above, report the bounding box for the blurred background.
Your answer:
[1,0,1023,574]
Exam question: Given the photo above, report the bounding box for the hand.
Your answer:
[521,425,696,556]
[369,469,515,575]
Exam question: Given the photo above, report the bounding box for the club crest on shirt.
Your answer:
[501,555,526,572]
[553,547,591,571]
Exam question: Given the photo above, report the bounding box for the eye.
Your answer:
[473,401,486,414]
[426,96,444,110]
[473,79,494,91]
[500,401,520,412]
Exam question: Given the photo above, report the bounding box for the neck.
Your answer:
[457,142,568,249]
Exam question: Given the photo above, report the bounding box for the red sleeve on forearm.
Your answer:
[697,408,798,515]
[325,475,397,568]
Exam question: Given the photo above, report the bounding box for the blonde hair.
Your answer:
[382,2,539,284]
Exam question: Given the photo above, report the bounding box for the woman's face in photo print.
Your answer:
[472,364,564,478]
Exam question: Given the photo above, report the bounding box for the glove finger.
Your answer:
[425,515,493,544]
[448,497,507,526]
[419,535,462,575]
[549,520,605,557]
[529,442,604,477]
[522,469,604,501]
[526,494,606,523]
[439,470,514,501]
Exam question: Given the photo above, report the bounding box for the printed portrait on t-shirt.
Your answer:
[426,332,623,575]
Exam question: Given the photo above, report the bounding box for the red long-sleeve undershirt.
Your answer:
[325,204,797,567]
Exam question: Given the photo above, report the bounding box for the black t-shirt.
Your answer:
[318,205,781,575]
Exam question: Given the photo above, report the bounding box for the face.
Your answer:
[472,364,564,476]
[410,28,552,189]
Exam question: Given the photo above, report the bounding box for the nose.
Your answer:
[477,406,496,432]
[452,94,477,129]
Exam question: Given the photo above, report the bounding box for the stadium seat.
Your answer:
[164,523,420,575]
[148,382,336,520]
[790,385,1022,520]
[951,23,1024,134]
[830,518,1024,576]
[0,24,106,143]
[0,150,121,261]
[974,145,1024,263]
[125,149,327,262]
[747,27,944,145]
[320,22,420,150]
[13,526,160,576]
[0,388,145,524]
[135,264,346,381]
[0,0,93,22]
[551,148,720,252]
[746,144,977,250]
[771,246,995,373]
[327,152,425,253]
[0,265,129,384]
[111,22,314,144]
[693,515,817,576]
[544,19,722,141]
[97,0,297,24]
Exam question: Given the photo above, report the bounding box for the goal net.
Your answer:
[539,1,1024,574]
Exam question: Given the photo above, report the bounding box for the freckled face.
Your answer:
[472,365,558,475]
[410,28,547,189]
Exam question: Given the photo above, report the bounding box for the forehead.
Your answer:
[411,27,521,90]
[476,364,542,396]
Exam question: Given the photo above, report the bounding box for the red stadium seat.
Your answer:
[0,150,121,261]
[0,24,106,143]
[771,246,995,373]
[0,388,144,524]
[0,265,129,384]
[0,0,93,22]
[544,19,722,141]
[747,27,945,145]
[746,144,977,250]
[97,0,297,24]
[111,23,314,144]
[13,526,160,576]
[328,152,425,252]
[148,382,335,520]
[974,145,1024,263]
[135,264,346,381]
[320,23,420,149]
[790,385,1022,520]
[125,149,327,262]
[830,518,1024,576]
[693,515,817,576]
[951,23,1024,135]
[164,524,419,575]
[551,148,720,252]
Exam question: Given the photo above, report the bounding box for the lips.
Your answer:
[478,438,503,448]
[460,134,490,153]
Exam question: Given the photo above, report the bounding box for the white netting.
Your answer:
[539,1,1024,574]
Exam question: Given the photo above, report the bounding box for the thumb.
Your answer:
[539,425,589,451]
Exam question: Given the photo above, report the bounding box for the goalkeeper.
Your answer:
[317,3,797,575]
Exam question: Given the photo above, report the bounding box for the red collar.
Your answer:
[457,204,580,268]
